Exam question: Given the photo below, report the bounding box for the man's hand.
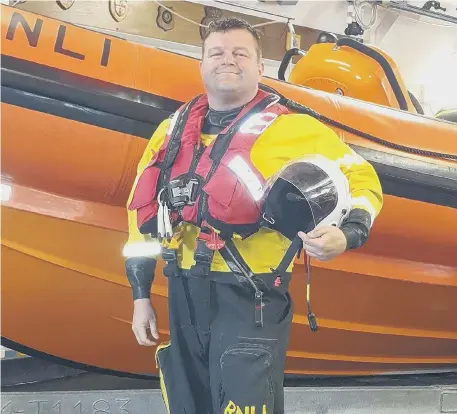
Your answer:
[298,226,347,261]
[132,298,159,346]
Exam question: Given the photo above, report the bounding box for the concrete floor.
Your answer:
[2,357,457,413]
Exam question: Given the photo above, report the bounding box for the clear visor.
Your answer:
[264,155,340,228]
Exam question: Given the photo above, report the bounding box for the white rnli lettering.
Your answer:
[239,112,278,135]
[228,155,264,201]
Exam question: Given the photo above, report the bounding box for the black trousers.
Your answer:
[156,271,293,414]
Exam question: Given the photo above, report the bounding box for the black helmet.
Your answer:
[261,155,351,240]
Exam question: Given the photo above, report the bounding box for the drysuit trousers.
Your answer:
[155,271,293,414]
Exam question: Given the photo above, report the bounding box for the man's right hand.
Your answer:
[132,298,159,346]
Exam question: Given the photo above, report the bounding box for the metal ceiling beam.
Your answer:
[386,0,457,24]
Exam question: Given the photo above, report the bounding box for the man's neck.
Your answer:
[207,88,258,111]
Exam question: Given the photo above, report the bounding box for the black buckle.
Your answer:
[162,247,177,263]
[167,178,199,208]
[162,248,180,278]
[189,239,214,278]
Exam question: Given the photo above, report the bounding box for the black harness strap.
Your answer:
[219,239,265,328]
[160,95,202,187]
[271,235,303,277]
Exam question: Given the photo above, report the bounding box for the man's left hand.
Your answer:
[298,226,347,261]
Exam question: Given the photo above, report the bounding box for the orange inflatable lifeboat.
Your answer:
[1,5,457,378]
[279,34,424,114]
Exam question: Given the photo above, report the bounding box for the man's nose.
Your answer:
[222,52,236,65]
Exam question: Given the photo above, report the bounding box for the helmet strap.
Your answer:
[271,234,319,333]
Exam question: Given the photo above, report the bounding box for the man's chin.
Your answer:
[214,82,241,93]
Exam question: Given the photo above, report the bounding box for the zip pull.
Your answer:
[254,290,264,328]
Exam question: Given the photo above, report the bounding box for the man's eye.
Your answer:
[211,52,223,57]
[235,52,247,57]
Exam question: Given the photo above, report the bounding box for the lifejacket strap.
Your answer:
[161,247,181,278]
[219,239,264,328]
[271,235,303,277]
[189,239,215,278]
[159,95,202,195]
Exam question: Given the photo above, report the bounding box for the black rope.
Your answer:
[283,99,457,161]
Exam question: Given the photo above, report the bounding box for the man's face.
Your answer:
[200,29,264,100]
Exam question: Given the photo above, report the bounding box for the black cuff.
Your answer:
[125,257,157,301]
[340,209,371,250]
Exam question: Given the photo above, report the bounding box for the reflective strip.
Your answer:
[1,183,12,202]
[351,196,377,225]
[167,110,180,135]
[228,155,264,201]
[336,151,366,168]
[122,241,162,257]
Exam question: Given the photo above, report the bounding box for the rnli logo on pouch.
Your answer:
[224,400,267,414]
[109,0,129,22]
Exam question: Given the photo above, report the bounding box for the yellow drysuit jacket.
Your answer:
[124,113,383,274]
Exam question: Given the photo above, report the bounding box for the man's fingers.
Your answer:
[307,251,331,261]
[132,326,147,346]
[139,325,155,346]
[303,244,322,256]
[307,227,330,238]
[149,319,159,340]
[302,238,324,251]
[297,231,309,243]
[300,232,326,249]
[133,324,155,346]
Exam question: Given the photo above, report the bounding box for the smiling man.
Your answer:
[124,18,383,414]
[201,26,262,109]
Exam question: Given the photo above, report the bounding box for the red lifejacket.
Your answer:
[128,89,290,239]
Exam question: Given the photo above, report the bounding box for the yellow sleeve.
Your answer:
[312,118,383,224]
[123,118,170,257]
[251,114,383,225]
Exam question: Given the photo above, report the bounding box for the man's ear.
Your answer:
[258,61,264,77]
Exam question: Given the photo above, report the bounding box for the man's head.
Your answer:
[200,17,264,110]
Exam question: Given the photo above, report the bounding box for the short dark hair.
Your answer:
[201,17,262,60]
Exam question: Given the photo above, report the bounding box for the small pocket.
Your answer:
[203,164,238,209]
[219,343,275,413]
[203,164,261,226]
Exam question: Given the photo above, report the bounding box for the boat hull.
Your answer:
[1,5,457,377]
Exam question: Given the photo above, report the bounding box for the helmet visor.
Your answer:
[262,157,340,238]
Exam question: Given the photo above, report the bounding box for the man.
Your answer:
[124,18,383,414]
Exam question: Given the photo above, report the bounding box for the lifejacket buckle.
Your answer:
[167,178,199,208]
[161,247,180,278]
[189,239,215,278]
